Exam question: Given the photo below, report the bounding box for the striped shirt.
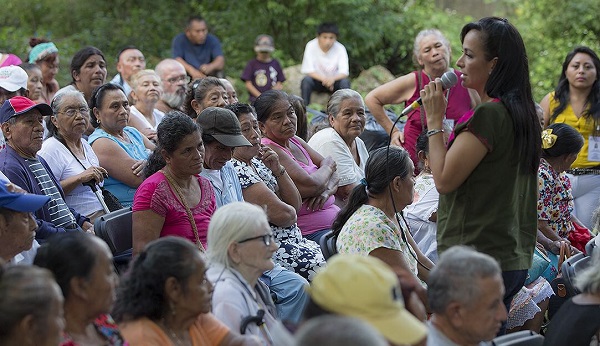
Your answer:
[26,158,78,229]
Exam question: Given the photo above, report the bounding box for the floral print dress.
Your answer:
[336,204,418,276]
[232,157,326,281]
[60,314,126,346]
[538,158,574,238]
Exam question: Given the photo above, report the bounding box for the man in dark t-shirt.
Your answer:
[172,16,225,79]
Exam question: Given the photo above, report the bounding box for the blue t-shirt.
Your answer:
[171,33,223,69]
[88,127,149,207]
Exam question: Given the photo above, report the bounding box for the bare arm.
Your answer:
[244,81,261,98]
[60,166,107,194]
[536,229,562,255]
[538,219,562,243]
[422,79,487,194]
[141,133,156,151]
[404,226,435,282]
[91,138,146,188]
[265,141,336,198]
[364,74,417,146]
[428,131,487,194]
[175,57,205,80]
[127,114,157,142]
[242,182,297,227]
[369,247,429,314]
[540,93,552,128]
[201,56,225,76]
[273,81,284,91]
[258,145,302,211]
[132,210,165,256]
[335,182,356,204]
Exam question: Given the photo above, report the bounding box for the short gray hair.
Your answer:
[428,246,501,313]
[50,89,86,115]
[326,89,364,118]
[206,202,269,268]
[413,29,451,66]
[576,250,600,294]
[295,315,388,346]
[48,89,87,139]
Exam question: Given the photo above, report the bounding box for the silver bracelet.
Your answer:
[426,129,444,137]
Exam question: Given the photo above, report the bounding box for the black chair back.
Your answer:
[319,231,338,260]
[94,207,133,255]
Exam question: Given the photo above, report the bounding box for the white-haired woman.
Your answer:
[308,89,369,205]
[365,29,476,164]
[39,90,108,221]
[127,69,164,142]
[206,202,292,345]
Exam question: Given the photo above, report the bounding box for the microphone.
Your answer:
[400,70,459,116]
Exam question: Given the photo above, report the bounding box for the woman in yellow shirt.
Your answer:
[540,46,600,229]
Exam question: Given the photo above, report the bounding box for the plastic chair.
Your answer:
[94,207,133,274]
[491,330,544,346]
[562,254,591,295]
[94,207,133,255]
[319,230,338,260]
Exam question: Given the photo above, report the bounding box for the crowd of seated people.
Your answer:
[1,15,600,346]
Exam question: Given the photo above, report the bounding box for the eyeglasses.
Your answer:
[166,75,191,84]
[59,107,89,117]
[238,234,276,246]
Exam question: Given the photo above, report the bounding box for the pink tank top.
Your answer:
[403,69,472,167]
[262,137,340,235]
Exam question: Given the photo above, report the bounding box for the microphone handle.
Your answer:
[400,70,457,117]
[400,99,422,116]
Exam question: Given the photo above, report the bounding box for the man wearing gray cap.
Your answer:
[197,107,310,324]
[197,107,252,206]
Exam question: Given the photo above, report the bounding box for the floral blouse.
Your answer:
[231,157,326,281]
[537,158,574,238]
[61,314,126,346]
[336,204,418,276]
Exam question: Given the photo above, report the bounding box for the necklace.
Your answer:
[161,321,189,346]
[161,169,205,252]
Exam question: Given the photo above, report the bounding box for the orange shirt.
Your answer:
[120,313,229,346]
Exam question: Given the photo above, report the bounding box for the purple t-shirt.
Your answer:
[133,171,216,247]
[171,33,223,69]
[241,58,286,102]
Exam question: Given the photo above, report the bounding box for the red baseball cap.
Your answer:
[0,96,52,123]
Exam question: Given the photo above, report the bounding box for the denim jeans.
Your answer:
[260,264,309,324]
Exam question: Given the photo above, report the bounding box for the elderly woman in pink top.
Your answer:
[256,90,339,243]
[132,112,215,255]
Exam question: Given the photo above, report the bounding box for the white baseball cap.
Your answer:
[0,65,28,92]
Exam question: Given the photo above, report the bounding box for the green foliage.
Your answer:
[4,0,598,105]
[513,0,600,101]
